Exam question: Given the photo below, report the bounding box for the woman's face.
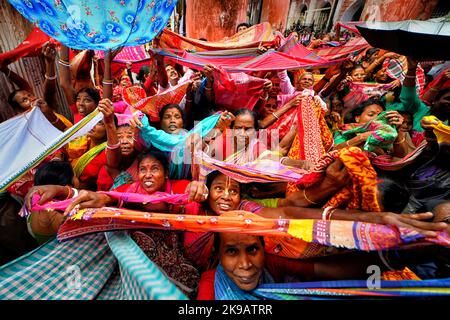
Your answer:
[261,97,277,119]
[355,104,384,124]
[399,113,413,133]
[208,173,241,215]
[219,233,265,292]
[233,113,256,150]
[297,73,314,90]
[138,156,166,194]
[76,92,97,117]
[117,126,135,156]
[13,90,36,110]
[291,32,299,42]
[87,121,106,141]
[160,107,183,134]
[351,67,366,82]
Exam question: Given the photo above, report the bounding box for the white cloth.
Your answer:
[0,107,103,192]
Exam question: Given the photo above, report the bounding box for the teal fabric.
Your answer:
[0,232,187,300]
[139,113,221,179]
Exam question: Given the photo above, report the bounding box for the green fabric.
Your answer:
[73,141,107,177]
[243,197,280,208]
[386,85,430,132]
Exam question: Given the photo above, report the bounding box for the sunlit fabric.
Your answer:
[7,0,178,50]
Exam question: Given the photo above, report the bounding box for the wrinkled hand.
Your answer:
[129,108,143,128]
[380,212,448,237]
[202,64,216,81]
[98,98,115,123]
[185,181,209,202]
[262,80,273,93]
[323,159,350,188]
[42,42,57,63]
[215,111,235,132]
[64,190,111,216]
[287,95,303,108]
[385,110,404,128]
[25,185,66,210]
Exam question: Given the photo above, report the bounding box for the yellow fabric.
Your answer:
[72,141,107,177]
[424,115,450,145]
[55,113,73,129]
[66,135,89,164]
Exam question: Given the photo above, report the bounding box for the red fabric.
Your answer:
[69,104,83,124]
[421,68,450,101]
[213,68,266,110]
[79,150,107,188]
[196,269,216,300]
[97,166,114,191]
[0,27,52,67]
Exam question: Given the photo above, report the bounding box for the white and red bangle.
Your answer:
[322,206,335,220]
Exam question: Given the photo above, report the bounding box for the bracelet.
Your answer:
[5,69,11,77]
[272,112,279,119]
[429,87,439,92]
[327,208,336,220]
[280,156,289,165]
[394,137,406,144]
[321,206,336,220]
[71,188,79,198]
[58,60,70,67]
[107,142,121,150]
[50,115,59,124]
[65,186,73,200]
[303,188,318,205]
[45,74,57,80]
[102,80,113,85]
[260,94,269,101]
[404,74,416,79]
[345,140,350,147]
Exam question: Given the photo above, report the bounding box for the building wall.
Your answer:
[185,0,249,41]
[336,0,440,24]
[259,0,291,32]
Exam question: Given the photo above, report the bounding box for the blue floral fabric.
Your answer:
[8,0,177,50]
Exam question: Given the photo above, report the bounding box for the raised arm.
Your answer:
[42,42,58,111]
[58,45,77,105]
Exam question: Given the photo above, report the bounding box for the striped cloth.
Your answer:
[0,232,187,300]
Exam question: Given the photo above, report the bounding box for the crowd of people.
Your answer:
[0,21,449,300]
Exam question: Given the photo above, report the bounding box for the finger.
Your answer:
[64,193,90,215]
[188,183,199,202]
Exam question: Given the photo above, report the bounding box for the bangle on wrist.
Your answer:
[50,115,59,125]
[303,188,318,205]
[280,156,289,165]
[58,60,70,67]
[71,188,79,198]
[404,74,416,79]
[102,79,113,85]
[45,74,57,80]
[272,112,279,119]
[322,206,335,220]
[260,94,268,101]
[65,186,73,200]
[394,137,406,144]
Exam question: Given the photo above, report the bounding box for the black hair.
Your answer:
[158,103,185,125]
[136,66,150,83]
[377,176,410,213]
[345,97,386,123]
[231,108,259,130]
[137,150,169,175]
[7,89,29,111]
[76,87,101,105]
[34,161,74,187]
[236,22,251,31]
[350,64,365,74]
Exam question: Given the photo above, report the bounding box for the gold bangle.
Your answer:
[272,112,279,119]
[345,140,350,147]
[50,115,59,124]
[394,137,406,144]
[303,188,318,205]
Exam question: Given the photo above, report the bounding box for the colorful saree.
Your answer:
[286,92,334,195]
[72,142,107,178]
